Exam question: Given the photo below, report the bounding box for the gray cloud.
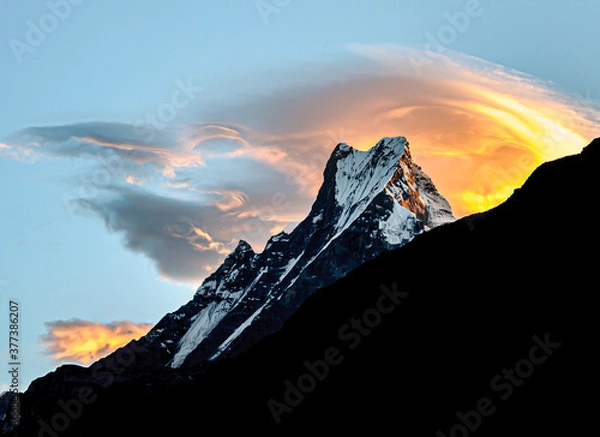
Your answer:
[3,119,320,285]
[69,158,312,283]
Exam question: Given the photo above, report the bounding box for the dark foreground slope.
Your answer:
[17,140,600,435]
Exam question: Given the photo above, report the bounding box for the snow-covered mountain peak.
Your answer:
[371,136,408,155]
[333,137,408,208]
[127,135,454,370]
[334,142,353,155]
[333,136,406,157]
[193,239,256,298]
[233,239,254,254]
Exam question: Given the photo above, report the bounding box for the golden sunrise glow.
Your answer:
[298,46,600,217]
[461,186,515,214]
[302,86,591,217]
[41,320,154,365]
[184,79,594,218]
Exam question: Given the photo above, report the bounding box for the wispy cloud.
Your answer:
[74,188,238,280]
[40,319,154,366]
[2,46,598,285]
[208,44,598,214]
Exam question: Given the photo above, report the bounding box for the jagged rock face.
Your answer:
[143,240,259,368]
[0,392,18,435]
[137,136,454,369]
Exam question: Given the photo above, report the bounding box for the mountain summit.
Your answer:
[132,136,454,370]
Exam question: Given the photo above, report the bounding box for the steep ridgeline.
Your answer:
[6,139,599,436]
[140,136,454,370]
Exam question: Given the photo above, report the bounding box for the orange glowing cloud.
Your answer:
[343,47,598,215]
[196,45,599,218]
[40,319,154,365]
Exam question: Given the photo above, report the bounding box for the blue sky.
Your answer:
[1,0,599,391]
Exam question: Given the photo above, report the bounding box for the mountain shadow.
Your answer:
[7,138,599,436]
